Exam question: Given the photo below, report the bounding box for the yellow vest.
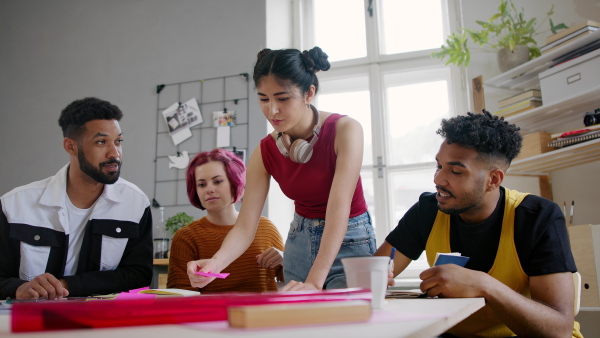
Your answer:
[425,188,583,338]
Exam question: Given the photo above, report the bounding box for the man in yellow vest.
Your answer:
[376,111,581,337]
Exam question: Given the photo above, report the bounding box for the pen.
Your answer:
[570,200,574,225]
[389,247,396,273]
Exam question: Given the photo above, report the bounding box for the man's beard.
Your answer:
[437,177,486,216]
[78,148,121,184]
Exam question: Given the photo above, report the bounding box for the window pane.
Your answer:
[389,168,436,224]
[318,76,372,166]
[360,169,376,228]
[385,76,450,166]
[380,0,444,55]
[314,0,367,62]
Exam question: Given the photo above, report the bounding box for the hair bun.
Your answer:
[257,48,273,63]
[302,46,330,73]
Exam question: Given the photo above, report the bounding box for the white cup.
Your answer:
[342,256,389,309]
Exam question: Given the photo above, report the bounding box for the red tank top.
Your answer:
[260,113,367,219]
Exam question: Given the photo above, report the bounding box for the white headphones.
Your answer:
[276,105,321,163]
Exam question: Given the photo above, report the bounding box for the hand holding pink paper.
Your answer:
[194,271,230,279]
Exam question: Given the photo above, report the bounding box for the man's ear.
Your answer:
[487,168,505,191]
[63,137,77,156]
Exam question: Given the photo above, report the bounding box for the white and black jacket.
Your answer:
[0,164,153,299]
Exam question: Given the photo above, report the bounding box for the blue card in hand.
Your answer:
[434,253,469,267]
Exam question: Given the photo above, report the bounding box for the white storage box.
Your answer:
[539,48,600,105]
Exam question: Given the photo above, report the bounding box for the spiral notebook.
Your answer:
[548,130,600,148]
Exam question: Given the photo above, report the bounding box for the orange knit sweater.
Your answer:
[167,216,284,293]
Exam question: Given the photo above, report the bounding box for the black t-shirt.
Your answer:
[386,187,577,276]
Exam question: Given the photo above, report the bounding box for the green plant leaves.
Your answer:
[430,0,565,67]
[165,212,194,235]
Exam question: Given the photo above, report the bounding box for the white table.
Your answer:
[0,297,484,338]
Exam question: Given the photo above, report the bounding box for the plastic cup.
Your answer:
[342,256,389,309]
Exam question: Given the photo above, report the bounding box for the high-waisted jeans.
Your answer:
[283,211,376,289]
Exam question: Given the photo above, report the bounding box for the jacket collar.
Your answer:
[39,163,123,208]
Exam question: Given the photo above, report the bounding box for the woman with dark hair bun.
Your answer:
[168,148,284,292]
[187,47,375,291]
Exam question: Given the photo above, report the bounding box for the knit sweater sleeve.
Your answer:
[259,217,285,282]
[167,224,201,291]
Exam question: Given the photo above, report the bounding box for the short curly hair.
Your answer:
[186,148,246,210]
[437,110,522,167]
[58,97,123,140]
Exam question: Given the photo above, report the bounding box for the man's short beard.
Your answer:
[438,204,476,216]
[77,148,121,184]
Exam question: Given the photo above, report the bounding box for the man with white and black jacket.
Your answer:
[0,97,152,300]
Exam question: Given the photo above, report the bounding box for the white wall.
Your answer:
[0,0,269,225]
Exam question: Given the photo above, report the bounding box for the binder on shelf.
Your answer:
[547,130,600,148]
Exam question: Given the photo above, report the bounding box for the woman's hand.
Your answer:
[279,280,321,291]
[256,247,283,269]
[186,259,221,288]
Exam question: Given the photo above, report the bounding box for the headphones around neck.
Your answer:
[275,104,321,163]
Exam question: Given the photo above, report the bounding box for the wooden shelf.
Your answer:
[486,30,600,90]
[483,31,600,177]
[506,86,600,134]
[153,258,169,265]
[508,138,600,175]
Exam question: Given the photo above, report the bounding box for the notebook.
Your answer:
[548,130,600,148]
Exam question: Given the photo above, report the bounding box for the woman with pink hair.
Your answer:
[167,148,284,292]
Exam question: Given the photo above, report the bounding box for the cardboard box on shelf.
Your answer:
[514,132,553,161]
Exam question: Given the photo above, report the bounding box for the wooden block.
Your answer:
[568,224,600,307]
[228,300,371,328]
[158,273,168,289]
[514,132,553,161]
[472,76,485,114]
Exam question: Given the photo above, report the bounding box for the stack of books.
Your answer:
[495,89,542,118]
[548,124,600,148]
[541,20,600,55]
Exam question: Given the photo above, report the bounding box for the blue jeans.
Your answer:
[283,211,376,289]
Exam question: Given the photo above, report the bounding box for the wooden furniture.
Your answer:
[0,297,485,338]
[152,258,169,289]
[483,30,600,179]
[568,225,600,308]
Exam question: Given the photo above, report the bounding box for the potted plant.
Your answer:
[431,0,567,71]
[165,212,194,235]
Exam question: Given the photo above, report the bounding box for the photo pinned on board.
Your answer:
[213,110,236,127]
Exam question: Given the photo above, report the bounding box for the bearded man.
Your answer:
[0,97,152,300]
[376,111,581,338]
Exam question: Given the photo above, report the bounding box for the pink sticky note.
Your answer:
[195,271,230,279]
[116,292,156,300]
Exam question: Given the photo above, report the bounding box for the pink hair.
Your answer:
[186,148,246,210]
